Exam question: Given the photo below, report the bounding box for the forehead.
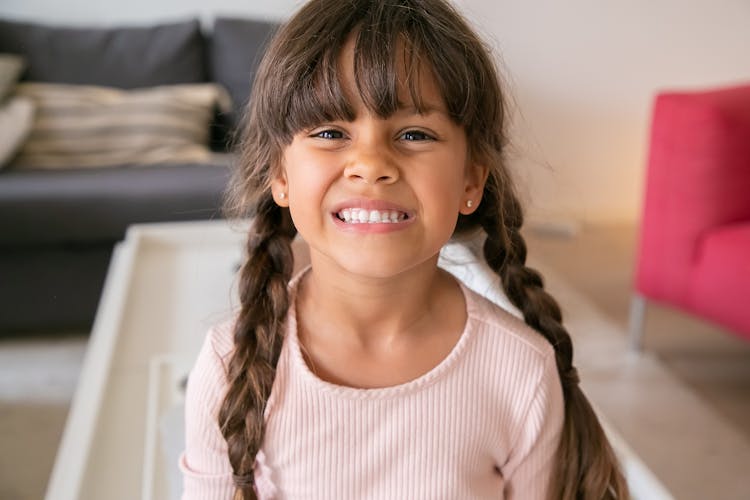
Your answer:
[337,33,448,115]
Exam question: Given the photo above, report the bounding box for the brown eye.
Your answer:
[313,129,345,139]
[400,130,434,141]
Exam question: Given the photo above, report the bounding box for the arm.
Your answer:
[502,353,564,500]
[180,325,236,500]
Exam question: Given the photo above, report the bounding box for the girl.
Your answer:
[181,0,628,499]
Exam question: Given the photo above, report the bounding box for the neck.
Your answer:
[297,253,451,350]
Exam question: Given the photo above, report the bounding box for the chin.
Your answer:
[331,250,441,280]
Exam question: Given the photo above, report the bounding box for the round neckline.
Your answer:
[285,266,478,400]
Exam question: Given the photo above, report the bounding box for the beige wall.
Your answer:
[3,0,749,224]
[457,0,750,224]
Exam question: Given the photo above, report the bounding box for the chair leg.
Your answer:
[628,294,647,352]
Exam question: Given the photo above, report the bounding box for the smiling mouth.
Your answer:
[335,208,409,224]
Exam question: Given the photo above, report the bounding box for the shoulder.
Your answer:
[459,285,564,451]
[460,284,561,414]
[462,284,556,365]
[187,319,236,392]
[205,319,236,364]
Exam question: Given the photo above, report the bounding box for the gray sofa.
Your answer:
[0,17,277,334]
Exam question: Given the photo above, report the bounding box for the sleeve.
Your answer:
[502,352,565,500]
[179,326,236,500]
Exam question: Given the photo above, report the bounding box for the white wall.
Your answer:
[457,0,750,225]
[2,0,749,224]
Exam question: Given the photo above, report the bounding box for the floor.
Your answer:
[1,223,749,499]
[525,223,750,499]
[0,333,86,500]
[524,223,750,441]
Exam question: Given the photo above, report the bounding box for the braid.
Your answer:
[218,195,296,500]
[477,176,628,499]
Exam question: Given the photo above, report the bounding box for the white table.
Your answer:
[46,220,671,500]
[46,221,253,500]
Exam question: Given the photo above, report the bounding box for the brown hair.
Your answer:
[221,1,629,499]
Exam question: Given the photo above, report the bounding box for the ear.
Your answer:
[270,169,289,207]
[459,162,489,215]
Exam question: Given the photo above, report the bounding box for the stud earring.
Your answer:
[279,192,286,200]
[466,199,473,208]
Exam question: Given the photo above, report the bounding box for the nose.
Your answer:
[343,143,399,185]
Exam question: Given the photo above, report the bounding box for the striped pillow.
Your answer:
[11,83,231,169]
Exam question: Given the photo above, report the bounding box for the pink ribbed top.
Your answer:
[180,275,564,499]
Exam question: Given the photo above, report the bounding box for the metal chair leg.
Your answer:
[628,294,647,352]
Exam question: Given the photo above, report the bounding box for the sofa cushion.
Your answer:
[11,82,230,169]
[209,17,278,136]
[0,160,232,246]
[0,18,206,88]
[690,223,750,339]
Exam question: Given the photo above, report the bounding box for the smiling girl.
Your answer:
[180,1,628,499]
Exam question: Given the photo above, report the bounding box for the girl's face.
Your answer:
[272,41,488,280]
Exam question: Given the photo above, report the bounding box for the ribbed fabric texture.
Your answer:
[181,278,564,499]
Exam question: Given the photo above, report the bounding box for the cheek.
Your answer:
[287,168,315,195]
[284,150,328,197]
[284,152,338,227]
[429,155,471,202]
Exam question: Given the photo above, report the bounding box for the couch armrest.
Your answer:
[636,84,750,304]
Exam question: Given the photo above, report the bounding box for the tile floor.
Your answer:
[524,223,750,500]
[0,334,86,500]
[524,223,750,440]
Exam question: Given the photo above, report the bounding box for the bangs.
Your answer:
[264,0,485,142]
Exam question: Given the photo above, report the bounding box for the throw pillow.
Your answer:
[0,53,25,101]
[11,83,231,169]
[0,96,35,168]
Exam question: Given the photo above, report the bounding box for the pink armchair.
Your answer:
[630,83,750,350]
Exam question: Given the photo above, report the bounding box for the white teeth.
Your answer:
[337,208,406,224]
